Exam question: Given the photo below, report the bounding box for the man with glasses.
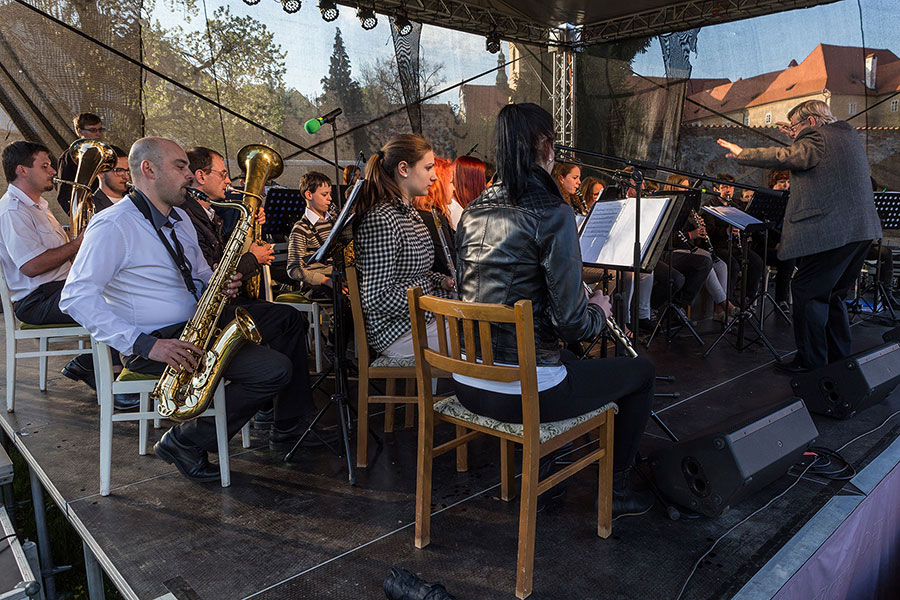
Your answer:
[92,145,130,212]
[56,112,107,214]
[718,99,881,373]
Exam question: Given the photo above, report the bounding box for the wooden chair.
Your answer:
[407,286,616,599]
[346,266,418,467]
[0,269,91,412]
[93,340,250,496]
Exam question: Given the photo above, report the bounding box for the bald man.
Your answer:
[61,137,310,482]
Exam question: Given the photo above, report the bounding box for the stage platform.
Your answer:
[1,313,899,599]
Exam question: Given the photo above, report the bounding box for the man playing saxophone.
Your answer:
[61,137,308,482]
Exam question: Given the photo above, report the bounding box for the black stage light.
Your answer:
[357,6,378,30]
[393,12,413,36]
[318,0,339,21]
[282,0,301,14]
[485,30,501,54]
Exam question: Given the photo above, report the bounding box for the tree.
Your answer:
[360,54,446,113]
[321,28,364,115]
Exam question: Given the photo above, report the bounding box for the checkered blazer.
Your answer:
[355,199,450,353]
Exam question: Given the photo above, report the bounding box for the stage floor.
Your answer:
[2,312,899,599]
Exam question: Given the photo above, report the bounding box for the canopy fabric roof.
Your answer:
[352,0,841,46]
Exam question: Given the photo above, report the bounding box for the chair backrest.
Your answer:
[0,267,18,334]
[345,265,373,369]
[406,286,542,442]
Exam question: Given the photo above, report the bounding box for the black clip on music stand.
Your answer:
[744,190,792,328]
[283,179,367,484]
[702,205,782,361]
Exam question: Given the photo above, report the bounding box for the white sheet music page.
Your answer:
[579,197,671,267]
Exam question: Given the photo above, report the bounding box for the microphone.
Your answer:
[304,108,343,134]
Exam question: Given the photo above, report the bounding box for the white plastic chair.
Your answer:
[0,269,91,413]
[274,292,324,373]
[93,340,250,496]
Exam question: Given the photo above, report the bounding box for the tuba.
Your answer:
[53,139,116,237]
[230,144,283,299]
[152,187,262,422]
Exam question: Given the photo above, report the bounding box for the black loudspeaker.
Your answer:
[791,342,900,419]
[882,326,900,344]
[649,399,817,518]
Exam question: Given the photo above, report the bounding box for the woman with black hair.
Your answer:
[454,103,655,518]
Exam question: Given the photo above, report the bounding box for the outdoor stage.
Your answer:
[1,313,899,599]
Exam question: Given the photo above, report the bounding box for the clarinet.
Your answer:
[430,209,457,282]
[690,209,721,263]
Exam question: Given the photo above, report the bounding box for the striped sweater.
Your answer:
[287,213,334,288]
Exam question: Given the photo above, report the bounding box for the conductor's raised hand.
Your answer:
[148,338,202,372]
[588,290,612,317]
[716,139,743,158]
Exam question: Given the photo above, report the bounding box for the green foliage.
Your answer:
[322,28,364,115]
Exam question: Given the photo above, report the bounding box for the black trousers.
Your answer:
[125,302,309,453]
[792,240,872,369]
[715,244,764,301]
[14,280,94,370]
[453,350,654,472]
[767,255,796,303]
[667,251,713,306]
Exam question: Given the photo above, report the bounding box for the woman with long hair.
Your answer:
[455,103,654,517]
[580,175,605,211]
[411,157,456,277]
[354,134,455,358]
[551,161,586,215]
[450,156,486,229]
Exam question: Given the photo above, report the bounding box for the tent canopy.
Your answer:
[351,0,841,46]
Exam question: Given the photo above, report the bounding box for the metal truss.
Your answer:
[550,28,576,148]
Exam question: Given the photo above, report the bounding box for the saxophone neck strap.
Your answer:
[128,192,201,302]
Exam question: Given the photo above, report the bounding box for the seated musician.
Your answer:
[60,137,309,482]
[454,103,654,518]
[354,134,455,359]
[551,161,586,215]
[56,112,105,214]
[92,145,130,212]
[411,157,456,278]
[0,141,134,403]
[287,171,335,300]
[183,146,319,440]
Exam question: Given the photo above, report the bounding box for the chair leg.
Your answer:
[356,374,369,468]
[241,422,251,449]
[138,391,149,456]
[414,406,435,549]
[99,390,113,497]
[455,425,468,472]
[38,337,48,391]
[500,439,516,501]
[212,386,231,488]
[6,340,15,413]
[515,444,540,599]
[313,304,323,373]
[404,379,416,429]
[597,413,615,539]
[384,379,396,433]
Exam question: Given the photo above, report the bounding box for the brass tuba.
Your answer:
[231,144,283,298]
[52,139,116,237]
[152,187,262,422]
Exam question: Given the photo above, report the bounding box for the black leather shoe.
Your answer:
[113,393,140,411]
[269,421,339,452]
[61,359,95,391]
[252,407,274,430]
[154,430,220,482]
[611,469,654,520]
[774,359,810,374]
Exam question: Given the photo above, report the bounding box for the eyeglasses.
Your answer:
[111,168,130,176]
[204,168,229,179]
[80,126,106,133]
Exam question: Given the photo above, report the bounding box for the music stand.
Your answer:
[283,179,364,484]
[701,205,782,361]
[262,188,306,242]
[745,190,792,328]
[860,192,900,320]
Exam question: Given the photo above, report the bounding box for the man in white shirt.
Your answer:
[92,145,130,212]
[0,141,103,394]
[61,137,305,482]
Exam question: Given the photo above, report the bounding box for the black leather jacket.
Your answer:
[455,167,605,366]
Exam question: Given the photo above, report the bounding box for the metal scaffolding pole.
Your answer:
[550,26,579,148]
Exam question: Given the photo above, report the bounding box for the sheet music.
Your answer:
[579,197,671,268]
[701,205,763,231]
[574,213,586,233]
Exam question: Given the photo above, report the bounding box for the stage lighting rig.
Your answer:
[393,11,413,36]
[243,0,261,5]
[485,29,501,54]
[282,0,301,14]
[357,5,378,30]
[318,0,339,21]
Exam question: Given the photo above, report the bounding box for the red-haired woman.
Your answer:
[450,155,486,229]
[412,157,456,277]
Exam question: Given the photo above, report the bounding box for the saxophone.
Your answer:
[153,187,262,422]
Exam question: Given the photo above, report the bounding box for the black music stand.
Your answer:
[702,205,782,360]
[261,188,306,242]
[745,190,792,328]
[859,192,900,320]
[283,180,365,484]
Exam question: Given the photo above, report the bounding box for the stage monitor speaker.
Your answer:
[791,342,900,419]
[882,326,900,344]
[649,399,817,518]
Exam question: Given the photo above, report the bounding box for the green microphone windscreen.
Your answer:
[304,118,322,134]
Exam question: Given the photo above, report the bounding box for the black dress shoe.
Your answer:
[113,393,140,411]
[154,430,220,482]
[611,469,654,520]
[269,421,339,451]
[774,359,810,374]
[61,359,96,391]
[252,407,274,430]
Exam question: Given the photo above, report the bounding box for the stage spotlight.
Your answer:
[357,6,378,30]
[393,12,413,36]
[282,0,301,14]
[243,0,261,5]
[485,30,501,54]
[318,0,338,21]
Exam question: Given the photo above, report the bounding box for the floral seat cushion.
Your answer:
[433,394,617,444]
[370,355,417,369]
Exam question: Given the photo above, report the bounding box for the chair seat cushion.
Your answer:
[19,322,82,330]
[116,369,159,382]
[275,291,311,304]
[370,355,417,369]
[433,394,617,443]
